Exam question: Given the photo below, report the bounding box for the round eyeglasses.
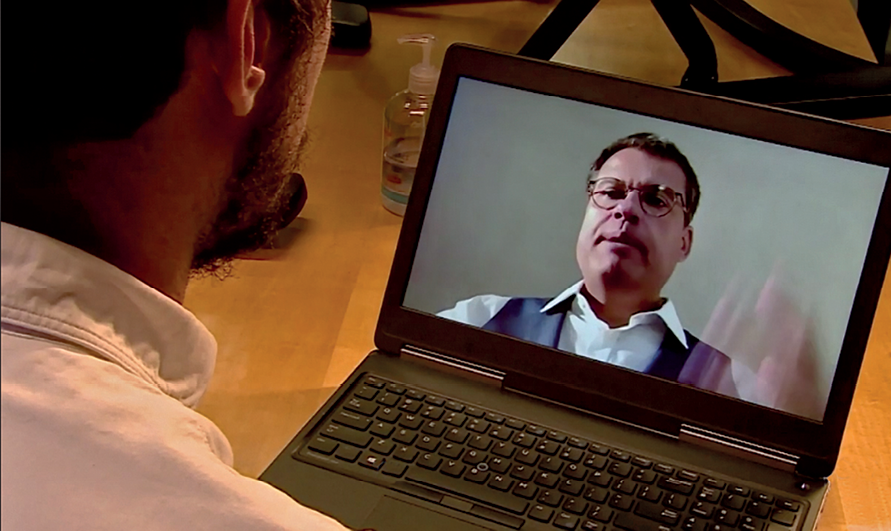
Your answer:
[586,177,687,218]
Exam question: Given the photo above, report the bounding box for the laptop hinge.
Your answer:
[400,346,505,386]
[680,424,799,473]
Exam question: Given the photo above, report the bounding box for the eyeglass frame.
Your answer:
[586,176,690,222]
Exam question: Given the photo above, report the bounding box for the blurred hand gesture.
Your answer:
[700,266,822,419]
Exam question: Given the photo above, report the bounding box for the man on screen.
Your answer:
[440,133,735,393]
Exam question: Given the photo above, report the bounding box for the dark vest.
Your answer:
[482,296,734,391]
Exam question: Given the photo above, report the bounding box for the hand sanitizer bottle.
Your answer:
[382,34,439,216]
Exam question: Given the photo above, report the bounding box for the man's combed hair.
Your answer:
[590,133,701,224]
[2,0,324,150]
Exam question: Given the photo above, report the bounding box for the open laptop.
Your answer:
[261,44,891,531]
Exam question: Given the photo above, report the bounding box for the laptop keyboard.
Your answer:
[296,374,808,531]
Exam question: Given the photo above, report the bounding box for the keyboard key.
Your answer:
[717,508,740,526]
[465,406,485,418]
[587,470,612,487]
[467,419,491,433]
[527,425,547,436]
[740,515,766,531]
[492,442,516,458]
[548,431,568,443]
[445,427,469,444]
[393,445,418,462]
[513,481,539,500]
[333,410,373,431]
[568,437,589,450]
[553,512,579,530]
[444,412,467,427]
[528,504,554,522]
[678,470,700,482]
[564,463,587,480]
[511,464,536,481]
[355,386,379,400]
[386,383,406,395]
[406,467,529,514]
[306,437,338,455]
[406,389,426,401]
[441,459,466,477]
[490,427,514,441]
[489,456,511,474]
[398,398,422,413]
[589,444,611,456]
[613,479,636,495]
[421,420,447,437]
[376,406,400,424]
[581,520,607,530]
[465,466,490,484]
[535,471,560,488]
[610,450,632,462]
[722,493,746,511]
[588,504,614,523]
[370,438,395,455]
[608,462,632,478]
[363,376,385,388]
[489,473,514,491]
[609,493,633,511]
[421,405,444,420]
[776,499,801,512]
[381,460,408,478]
[705,478,727,489]
[665,493,687,510]
[698,486,722,503]
[376,393,400,407]
[637,485,661,503]
[658,477,694,495]
[632,469,657,484]
[505,418,526,430]
[654,463,675,475]
[753,492,774,504]
[559,479,585,497]
[418,453,442,470]
[392,428,416,445]
[728,484,751,496]
[416,434,439,451]
[345,398,378,416]
[426,395,445,406]
[635,500,681,525]
[563,497,589,515]
[439,442,463,459]
[560,448,585,463]
[746,501,771,518]
[771,509,796,526]
[539,490,564,506]
[682,516,710,531]
[513,432,537,448]
[469,435,493,451]
[541,457,564,473]
[691,501,715,518]
[583,486,609,503]
[516,448,539,466]
[631,457,652,468]
[584,455,608,470]
[359,453,385,470]
[445,400,465,412]
[335,445,361,463]
[463,449,486,465]
[470,506,524,530]
[399,414,423,430]
[320,423,372,448]
[537,440,561,456]
[370,421,394,438]
[485,412,505,424]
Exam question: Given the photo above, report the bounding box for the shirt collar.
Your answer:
[0,222,216,407]
[541,280,688,348]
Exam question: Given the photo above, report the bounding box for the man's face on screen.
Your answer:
[576,147,693,303]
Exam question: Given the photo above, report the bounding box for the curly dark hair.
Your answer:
[590,132,701,224]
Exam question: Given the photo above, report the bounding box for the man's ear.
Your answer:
[220,0,271,116]
[679,225,693,262]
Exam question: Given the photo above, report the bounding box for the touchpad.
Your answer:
[361,496,494,531]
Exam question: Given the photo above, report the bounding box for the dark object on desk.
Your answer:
[332,1,372,49]
[518,0,890,120]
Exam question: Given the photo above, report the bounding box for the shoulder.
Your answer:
[437,294,515,326]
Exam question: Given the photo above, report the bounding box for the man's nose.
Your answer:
[612,192,641,224]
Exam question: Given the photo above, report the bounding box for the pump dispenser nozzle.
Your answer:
[397,33,439,96]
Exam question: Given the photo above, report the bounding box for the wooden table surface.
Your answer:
[184,1,891,529]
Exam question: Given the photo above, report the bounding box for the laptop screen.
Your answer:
[401,77,889,423]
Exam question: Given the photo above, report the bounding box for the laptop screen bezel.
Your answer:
[375,44,891,478]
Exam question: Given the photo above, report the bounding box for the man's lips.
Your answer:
[595,232,647,256]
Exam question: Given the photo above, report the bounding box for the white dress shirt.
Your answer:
[1,223,346,531]
[438,281,689,372]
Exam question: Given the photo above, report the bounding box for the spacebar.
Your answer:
[405,468,529,515]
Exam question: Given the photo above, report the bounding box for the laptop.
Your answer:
[261,44,891,531]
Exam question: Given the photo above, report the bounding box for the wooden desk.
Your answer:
[184,1,890,529]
